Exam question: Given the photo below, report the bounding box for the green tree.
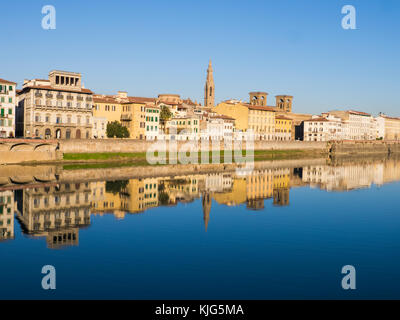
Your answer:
[105,180,129,194]
[106,121,130,138]
[160,105,173,122]
[159,105,173,133]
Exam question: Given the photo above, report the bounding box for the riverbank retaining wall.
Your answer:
[60,139,328,153]
[329,141,400,156]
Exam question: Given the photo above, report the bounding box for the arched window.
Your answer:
[45,128,51,139]
[66,129,71,139]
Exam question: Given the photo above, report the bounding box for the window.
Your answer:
[9,98,12,103]
[9,86,13,91]
[8,108,12,115]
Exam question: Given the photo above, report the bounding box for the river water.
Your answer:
[1,157,400,299]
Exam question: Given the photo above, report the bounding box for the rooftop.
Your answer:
[0,78,16,85]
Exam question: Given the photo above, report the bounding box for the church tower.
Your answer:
[204,60,215,108]
[202,192,212,232]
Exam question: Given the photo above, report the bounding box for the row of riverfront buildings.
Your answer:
[1,62,400,141]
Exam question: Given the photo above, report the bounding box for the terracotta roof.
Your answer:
[275,115,292,121]
[380,115,400,120]
[210,114,235,121]
[19,85,92,94]
[349,110,371,116]
[304,117,329,122]
[145,105,159,110]
[127,96,156,104]
[93,95,119,103]
[182,98,196,105]
[245,104,276,112]
[0,78,16,85]
[93,94,156,105]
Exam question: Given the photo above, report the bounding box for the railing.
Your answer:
[121,113,132,120]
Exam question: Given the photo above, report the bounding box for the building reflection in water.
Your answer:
[2,157,400,248]
[15,182,91,249]
[0,190,14,241]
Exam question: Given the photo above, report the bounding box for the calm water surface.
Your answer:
[1,158,400,299]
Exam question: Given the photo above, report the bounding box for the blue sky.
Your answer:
[1,0,399,115]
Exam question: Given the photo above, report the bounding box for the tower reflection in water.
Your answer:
[2,158,400,249]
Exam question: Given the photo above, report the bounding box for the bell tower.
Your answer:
[204,60,215,108]
[275,95,293,113]
[249,92,268,106]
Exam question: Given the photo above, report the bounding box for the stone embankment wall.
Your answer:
[60,139,328,153]
[2,138,400,165]
[0,138,62,164]
[329,141,400,156]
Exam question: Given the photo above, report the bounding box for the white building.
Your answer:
[145,105,160,140]
[326,110,376,140]
[16,70,93,139]
[92,116,107,139]
[375,115,386,140]
[0,78,16,138]
[303,114,343,141]
[375,114,400,141]
[199,115,234,141]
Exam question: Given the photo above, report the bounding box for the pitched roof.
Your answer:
[127,96,156,104]
[349,110,371,116]
[19,85,92,94]
[275,115,293,121]
[304,117,329,122]
[93,95,119,103]
[244,104,276,112]
[210,114,235,121]
[0,78,16,85]
[93,94,156,105]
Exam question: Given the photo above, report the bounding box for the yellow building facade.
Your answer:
[275,115,293,141]
[214,101,275,140]
[93,92,155,139]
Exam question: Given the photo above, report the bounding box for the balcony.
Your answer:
[121,113,132,121]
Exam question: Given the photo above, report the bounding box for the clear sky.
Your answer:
[1,0,399,115]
